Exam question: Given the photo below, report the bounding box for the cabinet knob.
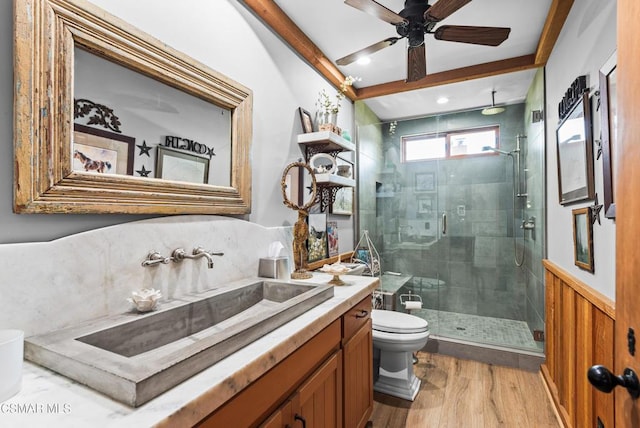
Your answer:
[587,365,640,398]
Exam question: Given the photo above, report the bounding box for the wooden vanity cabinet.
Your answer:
[342,297,374,428]
[198,295,373,428]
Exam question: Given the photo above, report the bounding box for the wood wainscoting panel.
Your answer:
[542,260,615,428]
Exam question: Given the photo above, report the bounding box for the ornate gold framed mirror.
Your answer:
[14,0,252,214]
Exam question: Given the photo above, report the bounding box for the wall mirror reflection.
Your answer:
[74,48,231,186]
[14,0,252,214]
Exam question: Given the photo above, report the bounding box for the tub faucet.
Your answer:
[172,247,224,269]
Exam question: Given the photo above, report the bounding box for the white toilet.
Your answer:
[371,309,430,401]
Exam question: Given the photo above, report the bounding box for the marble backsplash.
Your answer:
[0,216,293,337]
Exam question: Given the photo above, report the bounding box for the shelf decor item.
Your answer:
[351,230,381,277]
[316,75,358,134]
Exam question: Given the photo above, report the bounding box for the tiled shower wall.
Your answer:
[374,105,528,323]
[355,72,546,348]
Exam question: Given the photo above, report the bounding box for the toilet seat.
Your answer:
[372,309,428,334]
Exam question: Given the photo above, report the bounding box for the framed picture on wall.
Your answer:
[556,92,595,205]
[307,213,328,262]
[572,207,594,272]
[331,187,353,215]
[417,196,434,214]
[599,50,617,218]
[298,107,314,133]
[415,172,436,192]
[327,220,339,257]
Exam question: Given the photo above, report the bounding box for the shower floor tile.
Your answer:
[416,308,541,351]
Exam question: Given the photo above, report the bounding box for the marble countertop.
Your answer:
[0,274,379,428]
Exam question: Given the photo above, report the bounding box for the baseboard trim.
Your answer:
[423,335,545,371]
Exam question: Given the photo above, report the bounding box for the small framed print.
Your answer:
[415,172,436,192]
[417,196,434,214]
[298,107,314,133]
[331,187,353,215]
[573,207,594,272]
[156,146,210,184]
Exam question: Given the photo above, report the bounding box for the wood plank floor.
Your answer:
[370,352,561,428]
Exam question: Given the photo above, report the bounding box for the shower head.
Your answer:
[482,146,512,156]
[481,90,506,116]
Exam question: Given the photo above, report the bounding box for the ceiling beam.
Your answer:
[240,0,357,100]
[534,0,575,65]
[356,55,538,99]
[243,0,573,101]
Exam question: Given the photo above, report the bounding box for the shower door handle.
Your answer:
[442,212,447,235]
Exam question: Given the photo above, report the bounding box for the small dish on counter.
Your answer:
[320,262,350,286]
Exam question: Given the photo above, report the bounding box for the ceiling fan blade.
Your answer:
[344,0,408,25]
[425,0,472,21]
[407,44,426,82]
[434,25,511,46]
[336,37,401,66]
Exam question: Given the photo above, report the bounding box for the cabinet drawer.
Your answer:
[342,295,372,342]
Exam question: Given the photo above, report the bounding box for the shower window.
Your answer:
[401,125,500,162]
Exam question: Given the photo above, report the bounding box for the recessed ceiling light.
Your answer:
[436,97,449,104]
[356,56,371,65]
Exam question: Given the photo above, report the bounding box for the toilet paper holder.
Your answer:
[400,293,423,311]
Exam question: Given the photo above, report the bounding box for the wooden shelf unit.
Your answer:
[297,131,355,212]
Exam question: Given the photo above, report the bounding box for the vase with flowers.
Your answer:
[316,75,359,133]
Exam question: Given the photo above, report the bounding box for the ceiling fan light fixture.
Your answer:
[356,56,371,65]
[481,90,505,115]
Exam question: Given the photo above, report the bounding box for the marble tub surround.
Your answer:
[2,274,379,427]
[0,216,292,337]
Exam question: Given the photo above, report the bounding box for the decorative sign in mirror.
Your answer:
[14,0,252,214]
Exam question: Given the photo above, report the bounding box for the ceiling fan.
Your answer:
[337,0,511,82]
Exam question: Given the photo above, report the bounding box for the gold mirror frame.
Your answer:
[13,0,252,214]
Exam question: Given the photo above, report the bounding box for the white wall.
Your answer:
[0,0,354,246]
[545,0,617,299]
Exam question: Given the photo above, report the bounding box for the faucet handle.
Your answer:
[141,251,171,267]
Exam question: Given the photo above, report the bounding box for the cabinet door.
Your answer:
[294,350,343,428]
[343,320,373,428]
[260,400,293,428]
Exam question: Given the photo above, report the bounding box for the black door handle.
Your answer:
[587,365,640,398]
[294,414,307,428]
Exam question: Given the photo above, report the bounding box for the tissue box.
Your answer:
[258,257,290,280]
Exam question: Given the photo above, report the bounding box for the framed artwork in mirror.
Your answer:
[73,124,134,176]
[156,147,210,184]
[573,207,594,272]
[599,50,617,218]
[556,92,595,205]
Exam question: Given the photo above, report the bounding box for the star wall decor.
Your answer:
[137,140,152,157]
[595,135,602,160]
[590,193,603,225]
[136,165,151,177]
